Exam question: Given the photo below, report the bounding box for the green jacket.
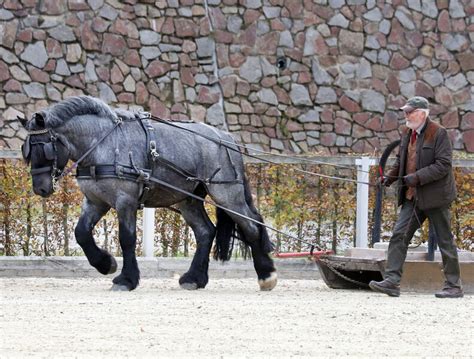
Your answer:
[387,118,457,210]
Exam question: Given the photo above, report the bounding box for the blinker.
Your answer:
[43,142,55,161]
[22,137,56,162]
[21,137,31,159]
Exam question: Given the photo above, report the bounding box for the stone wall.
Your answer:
[0,0,473,153]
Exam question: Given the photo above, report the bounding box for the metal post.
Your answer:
[142,207,155,257]
[355,157,376,248]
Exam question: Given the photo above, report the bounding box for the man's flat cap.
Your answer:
[400,96,429,110]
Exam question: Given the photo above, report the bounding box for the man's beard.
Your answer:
[406,118,424,130]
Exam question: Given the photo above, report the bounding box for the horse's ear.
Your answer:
[17,116,28,128]
[33,112,46,128]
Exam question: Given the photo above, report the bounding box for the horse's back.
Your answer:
[151,121,244,185]
[153,122,240,162]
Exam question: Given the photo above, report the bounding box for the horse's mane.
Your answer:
[43,96,117,128]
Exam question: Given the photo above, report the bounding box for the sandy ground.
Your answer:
[0,277,473,358]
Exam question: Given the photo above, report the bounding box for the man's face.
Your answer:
[404,108,427,130]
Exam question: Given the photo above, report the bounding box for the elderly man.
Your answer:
[369,96,463,298]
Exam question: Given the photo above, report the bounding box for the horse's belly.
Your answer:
[141,186,190,208]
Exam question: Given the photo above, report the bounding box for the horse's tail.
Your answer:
[213,176,273,261]
[213,207,239,261]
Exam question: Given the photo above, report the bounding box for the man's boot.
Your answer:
[369,279,400,297]
[435,287,464,298]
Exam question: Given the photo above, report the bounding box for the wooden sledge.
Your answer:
[315,246,474,294]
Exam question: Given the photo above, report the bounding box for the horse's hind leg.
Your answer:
[209,184,277,291]
[226,208,277,290]
[176,198,216,290]
[75,198,117,276]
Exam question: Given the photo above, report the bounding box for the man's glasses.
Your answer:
[403,108,417,116]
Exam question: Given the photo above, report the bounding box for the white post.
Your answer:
[142,207,155,257]
[355,157,376,248]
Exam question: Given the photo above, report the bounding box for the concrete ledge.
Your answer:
[0,256,321,280]
[346,247,474,262]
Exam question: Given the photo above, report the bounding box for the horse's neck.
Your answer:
[58,116,117,163]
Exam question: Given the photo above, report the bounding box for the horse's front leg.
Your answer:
[75,199,117,275]
[111,203,140,291]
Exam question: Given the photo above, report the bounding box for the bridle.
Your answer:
[22,128,67,191]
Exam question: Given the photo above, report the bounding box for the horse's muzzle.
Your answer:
[32,179,54,198]
[33,186,53,198]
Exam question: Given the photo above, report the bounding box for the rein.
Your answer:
[56,118,123,184]
[144,172,321,249]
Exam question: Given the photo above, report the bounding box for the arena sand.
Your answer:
[1,277,472,358]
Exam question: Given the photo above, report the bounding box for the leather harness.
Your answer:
[73,112,242,206]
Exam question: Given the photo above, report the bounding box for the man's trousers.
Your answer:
[384,199,461,288]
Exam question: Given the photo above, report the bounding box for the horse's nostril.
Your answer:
[34,186,51,197]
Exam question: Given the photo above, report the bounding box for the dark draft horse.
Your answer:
[20,96,276,291]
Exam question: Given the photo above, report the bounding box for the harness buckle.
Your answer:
[140,111,151,119]
[116,165,124,178]
[90,166,96,180]
[150,140,160,160]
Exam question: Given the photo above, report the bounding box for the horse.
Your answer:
[20,96,277,291]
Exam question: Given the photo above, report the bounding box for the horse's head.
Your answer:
[20,112,70,197]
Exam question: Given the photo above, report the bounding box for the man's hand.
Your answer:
[404,173,419,187]
[376,177,392,187]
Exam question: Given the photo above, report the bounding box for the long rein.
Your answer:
[54,117,123,188]
[150,115,408,187]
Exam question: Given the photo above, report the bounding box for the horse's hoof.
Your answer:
[108,256,118,274]
[180,282,199,290]
[258,272,277,291]
[110,284,130,292]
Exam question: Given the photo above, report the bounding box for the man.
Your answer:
[369,96,463,298]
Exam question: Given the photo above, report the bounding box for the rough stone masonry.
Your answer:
[0,0,473,154]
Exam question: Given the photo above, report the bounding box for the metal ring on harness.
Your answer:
[137,170,150,182]
[150,140,159,159]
